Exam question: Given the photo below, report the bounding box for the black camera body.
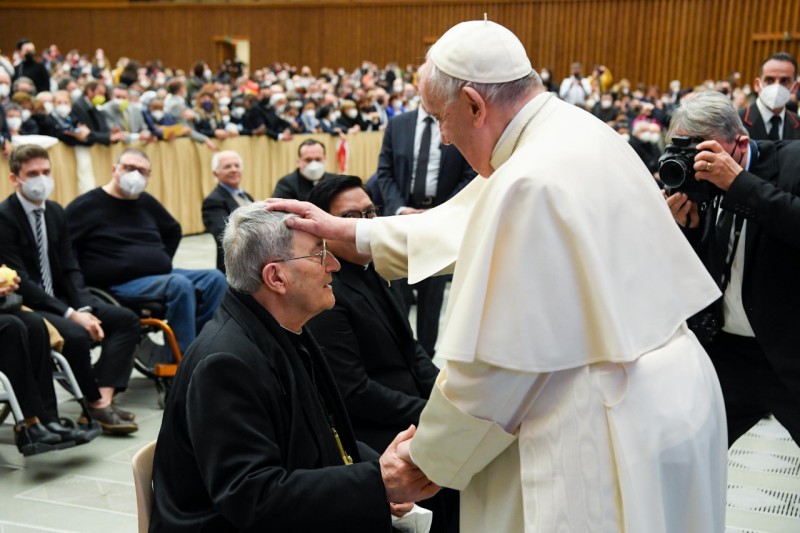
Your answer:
[658,135,719,203]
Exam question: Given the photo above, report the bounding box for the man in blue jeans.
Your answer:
[66,148,226,354]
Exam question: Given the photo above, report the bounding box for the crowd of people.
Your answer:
[2,26,800,533]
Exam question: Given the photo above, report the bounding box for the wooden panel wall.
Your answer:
[1,0,799,88]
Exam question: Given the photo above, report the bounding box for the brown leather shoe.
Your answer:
[111,405,136,422]
[80,406,138,435]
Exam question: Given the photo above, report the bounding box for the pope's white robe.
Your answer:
[363,93,727,532]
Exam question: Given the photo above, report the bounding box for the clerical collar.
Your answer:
[279,323,302,335]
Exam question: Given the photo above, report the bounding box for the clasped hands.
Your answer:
[380,425,439,517]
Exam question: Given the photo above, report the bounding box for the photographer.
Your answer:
[559,62,592,106]
[665,91,800,447]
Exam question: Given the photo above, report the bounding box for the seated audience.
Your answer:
[100,84,153,143]
[201,150,254,272]
[192,89,236,141]
[65,148,227,355]
[0,145,140,434]
[38,90,92,146]
[71,81,127,145]
[150,202,438,531]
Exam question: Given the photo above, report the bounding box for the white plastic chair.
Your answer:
[131,440,157,533]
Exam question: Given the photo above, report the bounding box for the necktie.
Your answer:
[412,116,433,205]
[32,208,54,296]
[768,115,781,141]
[233,190,251,207]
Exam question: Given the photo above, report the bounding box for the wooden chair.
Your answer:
[131,440,157,533]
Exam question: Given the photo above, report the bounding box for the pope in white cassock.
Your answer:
[271,20,728,533]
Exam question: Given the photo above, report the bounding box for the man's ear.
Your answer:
[262,263,288,294]
[752,77,762,95]
[461,87,487,127]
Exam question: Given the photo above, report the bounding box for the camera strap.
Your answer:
[717,210,744,292]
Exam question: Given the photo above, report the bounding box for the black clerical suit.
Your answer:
[0,194,139,401]
[150,290,392,532]
[272,169,338,201]
[683,140,800,446]
[376,109,476,355]
[201,184,254,272]
[70,96,112,145]
[739,103,800,141]
[307,261,459,533]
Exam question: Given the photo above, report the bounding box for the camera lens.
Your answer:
[660,159,688,188]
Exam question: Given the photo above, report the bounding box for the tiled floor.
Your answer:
[1,234,799,532]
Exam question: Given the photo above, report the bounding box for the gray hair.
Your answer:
[421,53,542,108]
[211,150,243,173]
[222,202,295,293]
[667,91,747,143]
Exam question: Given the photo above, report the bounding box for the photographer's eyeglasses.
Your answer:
[339,206,377,219]
[273,240,328,266]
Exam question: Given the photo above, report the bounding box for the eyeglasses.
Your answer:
[119,163,152,178]
[273,240,328,266]
[339,206,377,219]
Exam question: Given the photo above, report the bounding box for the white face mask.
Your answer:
[620,133,631,142]
[43,102,54,114]
[55,104,71,118]
[600,99,612,109]
[218,97,231,107]
[345,108,358,119]
[119,170,148,198]
[70,88,83,101]
[21,109,32,122]
[300,160,325,182]
[231,107,245,119]
[759,82,791,111]
[21,175,55,202]
[151,110,164,121]
[0,84,9,98]
[7,117,22,131]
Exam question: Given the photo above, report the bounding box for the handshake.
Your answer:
[379,425,439,516]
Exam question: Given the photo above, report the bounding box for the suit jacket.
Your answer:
[150,290,391,532]
[70,96,112,145]
[0,194,93,316]
[739,104,800,141]
[376,110,476,215]
[272,169,338,201]
[100,101,149,138]
[307,260,439,451]
[201,184,255,271]
[685,140,800,391]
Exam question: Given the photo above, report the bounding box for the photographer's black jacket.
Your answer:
[683,140,800,388]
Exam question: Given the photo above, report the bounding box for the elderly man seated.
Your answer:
[201,150,254,273]
[150,202,438,531]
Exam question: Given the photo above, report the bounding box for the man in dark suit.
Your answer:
[667,91,800,447]
[201,150,254,272]
[739,52,800,141]
[307,175,458,533]
[0,144,139,434]
[70,81,126,146]
[272,139,338,200]
[12,39,49,94]
[376,107,476,355]
[150,201,438,531]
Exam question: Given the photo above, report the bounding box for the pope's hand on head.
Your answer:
[265,199,359,243]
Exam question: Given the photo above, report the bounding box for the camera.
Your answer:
[658,135,719,203]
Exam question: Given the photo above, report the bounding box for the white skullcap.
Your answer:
[269,93,286,107]
[429,20,532,83]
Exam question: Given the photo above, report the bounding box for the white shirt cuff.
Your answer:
[355,219,373,254]
[64,307,75,319]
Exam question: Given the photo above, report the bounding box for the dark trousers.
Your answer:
[394,276,447,357]
[707,331,800,447]
[0,312,55,421]
[39,298,139,403]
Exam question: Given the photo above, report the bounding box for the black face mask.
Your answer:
[24,52,35,62]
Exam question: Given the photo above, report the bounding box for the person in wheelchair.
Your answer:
[0,145,139,435]
[1,269,89,454]
[65,148,227,356]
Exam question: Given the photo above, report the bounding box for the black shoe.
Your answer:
[111,405,136,422]
[15,423,75,456]
[79,406,138,435]
[44,421,90,445]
